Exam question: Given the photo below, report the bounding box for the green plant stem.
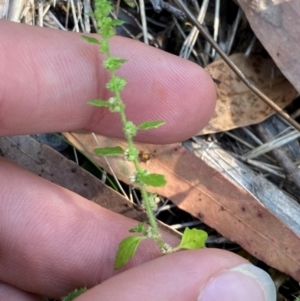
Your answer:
[86,0,208,271]
[110,71,165,251]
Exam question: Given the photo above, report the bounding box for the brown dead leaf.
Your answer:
[64,131,300,280]
[237,0,300,93]
[200,53,297,134]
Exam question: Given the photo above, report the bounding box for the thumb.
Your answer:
[76,249,276,301]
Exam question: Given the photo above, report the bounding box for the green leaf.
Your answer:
[62,288,87,301]
[88,99,110,107]
[96,17,124,28]
[99,25,115,39]
[138,120,165,130]
[114,236,145,269]
[95,2,112,19]
[137,171,167,187]
[94,146,124,156]
[106,76,127,92]
[178,228,208,250]
[123,0,137,8]
[103,56,127,71]
[129,222,147,234]
[112,19,125,26]
[81,35,100,45]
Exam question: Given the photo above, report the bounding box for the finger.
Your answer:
[0,20,216,143]
[0,158,178,298]
[0,282,42,301]
[77,249,276,301]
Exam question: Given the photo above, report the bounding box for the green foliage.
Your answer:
[88,99,110,107]
[176,228,208,251]
[106,77,127,92]
[125,147,139,161]
[84,0,209,270]
[114,236,146,269]
[136,170,167,187]
[99,40,109,53]
[62,288,87,301]
[81,35,100,45]
[123,0,137,8]
[123,121,137,137]
[129,222,148,235]
[94,146,124,156]
[138,120,165,130]
[103,57,127,71]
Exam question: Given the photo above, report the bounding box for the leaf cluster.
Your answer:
[114,226,208,269]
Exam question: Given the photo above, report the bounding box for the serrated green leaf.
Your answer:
[138,120,165,130]
[88,100,110,107]
[94,146,124,156]
[137,172,166,187]
[82,35,100,45]
[114,236,145,269]
[178,228,208,250]
[62,288,87,301]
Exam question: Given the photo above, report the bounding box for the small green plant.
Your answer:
[82,0,208,270]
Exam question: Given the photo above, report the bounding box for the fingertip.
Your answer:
[173,60,217,139]
[76,249,247,301]
[0,282,42,301]
[87,38,217,143]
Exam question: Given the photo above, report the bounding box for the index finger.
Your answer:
[0,20,216,143]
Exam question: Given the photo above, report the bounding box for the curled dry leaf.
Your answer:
[199,53,297,135]
[237,0,300,93]
[64,131,300,281]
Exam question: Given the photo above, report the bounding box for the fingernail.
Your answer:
[197,263,276,301]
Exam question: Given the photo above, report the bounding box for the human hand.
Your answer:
[0,20,275,301]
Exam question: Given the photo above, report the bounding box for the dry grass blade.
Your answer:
[245,130,300,159]
[138,0,149,44]
[179,0,209,59]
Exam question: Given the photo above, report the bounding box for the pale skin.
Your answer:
[0,20,248,300]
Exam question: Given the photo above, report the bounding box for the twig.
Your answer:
[254,124,300,190]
